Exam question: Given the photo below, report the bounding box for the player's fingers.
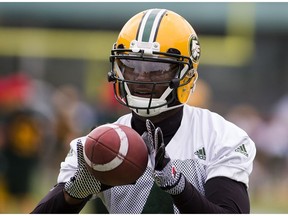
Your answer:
[145,119,156,148]
[155,127,169,170]
[76,139,85,166]
[155,127,164,150]
[141,131,154,154]
[146,119,155,130]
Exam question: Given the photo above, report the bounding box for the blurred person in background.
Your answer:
[51,85,97,164]
[254,94,288,166]
[252,94,288,184]
[0,73,95,213]
[1,109,43,212]
[31,8,256,214]
[0,74,50,213]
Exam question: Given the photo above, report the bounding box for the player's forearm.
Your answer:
[31,183,89,213]
[171,177,249,213]
[63,189,86,205]
[172,179,230,213]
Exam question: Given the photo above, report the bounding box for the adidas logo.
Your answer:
[235,144,248,157]
[194,147,206,160]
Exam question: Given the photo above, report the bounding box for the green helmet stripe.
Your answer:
[142,10,159,42]
[137,9,166,42]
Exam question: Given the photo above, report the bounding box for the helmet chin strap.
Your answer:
[126,85,185,117]
[129,95,184,117]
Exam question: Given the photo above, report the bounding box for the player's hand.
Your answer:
[142,119,185,195]
[64,139,110,199]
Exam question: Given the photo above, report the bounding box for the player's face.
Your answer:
[117,59,179,98]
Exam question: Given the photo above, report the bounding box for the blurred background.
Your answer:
[0,2,287,213]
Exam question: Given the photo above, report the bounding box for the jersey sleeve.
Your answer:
[205,117,256,187]
[57,136,87,183]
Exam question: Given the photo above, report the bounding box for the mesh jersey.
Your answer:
[57,104,256,213]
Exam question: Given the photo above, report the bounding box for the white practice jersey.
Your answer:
[57,104,256,213]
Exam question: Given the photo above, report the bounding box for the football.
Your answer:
[83,123,148,186]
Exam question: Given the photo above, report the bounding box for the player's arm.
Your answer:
[171,176,249,213]
[31,139,110,213]
[31,183,89,213]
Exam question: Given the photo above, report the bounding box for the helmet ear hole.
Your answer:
[167,48,181,55]
[117,44,125,49]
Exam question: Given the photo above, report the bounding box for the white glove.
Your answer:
[64,139,110,199]
[142,119,185,195]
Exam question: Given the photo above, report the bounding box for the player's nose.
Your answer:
[134,70,152,82]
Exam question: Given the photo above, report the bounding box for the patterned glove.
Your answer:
[64,139,110,199]
[142,119,186,195]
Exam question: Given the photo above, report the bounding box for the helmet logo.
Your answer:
[189,35,201,62]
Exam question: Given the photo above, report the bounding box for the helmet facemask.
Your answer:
[109,46,195,117]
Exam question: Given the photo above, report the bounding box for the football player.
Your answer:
[31,8,256,213]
